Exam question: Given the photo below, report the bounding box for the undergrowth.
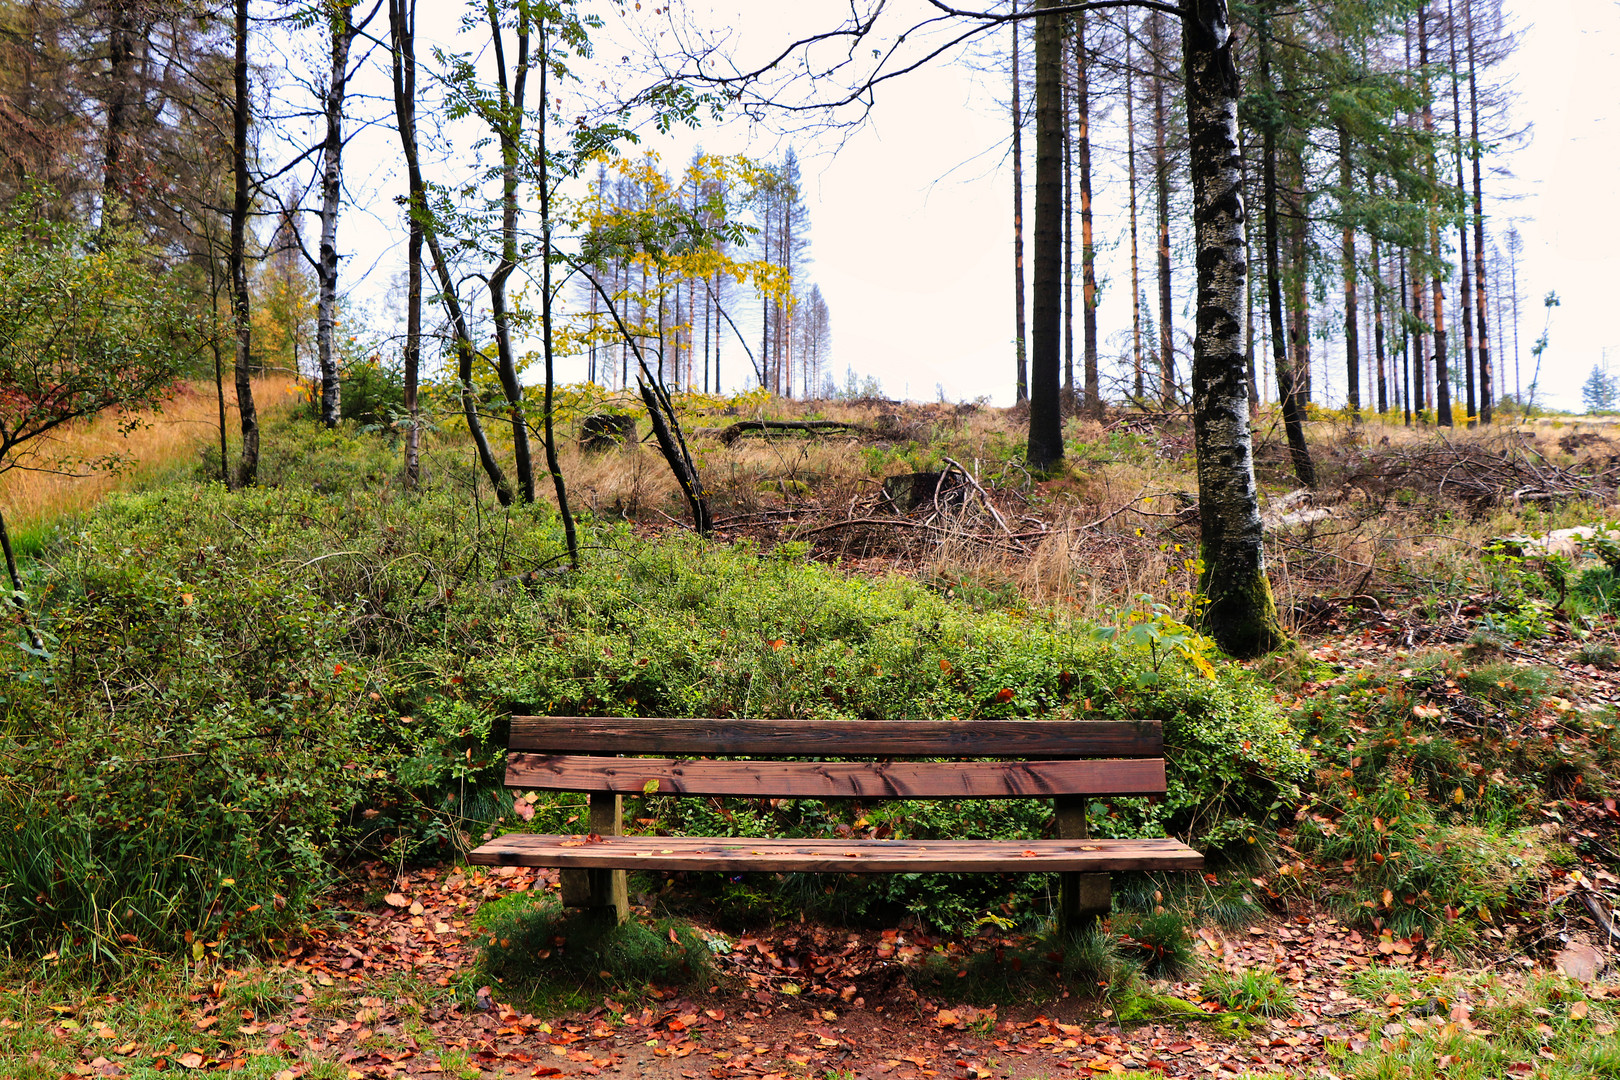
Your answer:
[0,417,1307,960]
[473,894,711,1008]
[1287,650,1612,944]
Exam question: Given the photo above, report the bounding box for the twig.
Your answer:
[940,456,1015,538]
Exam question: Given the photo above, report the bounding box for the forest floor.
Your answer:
[25,619,1617,1080]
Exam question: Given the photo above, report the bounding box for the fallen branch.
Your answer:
[1580,887,1620,946]
[940,456,1015,539]
[704,419,878,447]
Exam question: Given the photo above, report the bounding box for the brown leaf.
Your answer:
[383,893,409,908]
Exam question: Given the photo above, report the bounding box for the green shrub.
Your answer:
[461,536,1306,931]
[0,520,388,961]
[0,428,1309,952]
[468,535,1308,845]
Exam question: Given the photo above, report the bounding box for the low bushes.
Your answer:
[1290,651,1610,942]
[0,421,1307,958]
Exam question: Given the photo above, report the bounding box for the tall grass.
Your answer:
[0,374,297,551]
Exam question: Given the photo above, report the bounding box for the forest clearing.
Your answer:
[3,0,1619,1076]
[0,394,1617,1080]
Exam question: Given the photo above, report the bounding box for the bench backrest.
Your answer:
[505,717,1166,800]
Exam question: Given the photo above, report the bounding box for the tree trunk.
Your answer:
[1063,57,1074,401]
[1151,12,1174,406]
[390,0,429,490]
[1410,242,1426,416]
[1012,17,1028,403]
[1401,247,1414,424]
[1447,0,1474,425]
[315,1,351,428]
[536,16,578,566]
[400,4,507,504]
[1372,229,1388,414]
[1419,3,1450,426]
[1467,0,1492,423]
[100,1,138,225]
[1337,123,1359,419]
[487,3,536,503]
[1239,125,1259,407]
[1285,162,1310,404]
[230,0,258,489]
[1076,10,1101,419]
[1181,0,1286,658]
[1126,19,1144,400]
[1259,12,1314,487]
[1027,0,1064,470]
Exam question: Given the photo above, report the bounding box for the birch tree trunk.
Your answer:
[388,0,422,488]
[230,0,258,489]
[1181,0,1286,657]
[316,0,352,428]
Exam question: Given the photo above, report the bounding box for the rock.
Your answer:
[1554,943,1606,983]
[1491,525,1620,562]
[1262,489,1334,532]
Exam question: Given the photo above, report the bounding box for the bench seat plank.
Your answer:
[506,755,1167,799]
[468,834,1204,874]
[508,717,1162,758]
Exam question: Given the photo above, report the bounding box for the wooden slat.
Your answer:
[507,717,1161,758]
[505,755,1166,798]
[469,834,1204,874]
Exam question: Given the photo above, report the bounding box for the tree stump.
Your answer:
[579,413,635,452]
[881,471,966,514]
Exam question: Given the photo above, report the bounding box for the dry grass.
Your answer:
[442,392,1620,633]
[0,374,299,538]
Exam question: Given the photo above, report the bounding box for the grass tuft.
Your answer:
[473,892,712,1007]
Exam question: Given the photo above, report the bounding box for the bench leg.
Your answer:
[559,793,628,925]
[1058,872,1112,933]
[1055,795,1111,934]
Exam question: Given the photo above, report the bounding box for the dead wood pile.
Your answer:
[1346,434,1617,509]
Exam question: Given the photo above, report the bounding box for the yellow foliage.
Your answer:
[560,151,793,365]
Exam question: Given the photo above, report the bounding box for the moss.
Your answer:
[1198,557,1290,658]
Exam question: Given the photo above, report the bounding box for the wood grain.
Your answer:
[507,717,1161,758]
[468,834,1204,874]
[504,756,1166,798]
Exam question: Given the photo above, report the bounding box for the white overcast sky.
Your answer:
[312,0,1620,412]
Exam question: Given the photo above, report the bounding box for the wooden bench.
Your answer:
[467,717,1203,931]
